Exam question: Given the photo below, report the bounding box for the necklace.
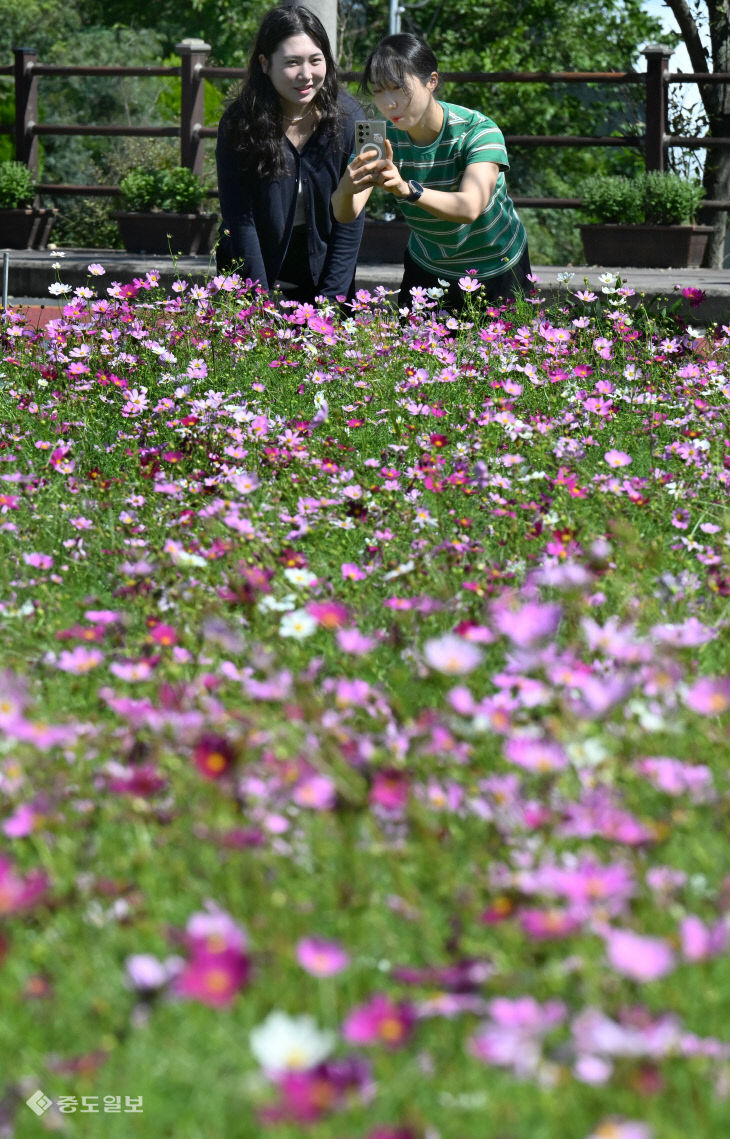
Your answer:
[282,104,316,125]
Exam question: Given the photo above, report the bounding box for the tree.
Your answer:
[663,0,729,265]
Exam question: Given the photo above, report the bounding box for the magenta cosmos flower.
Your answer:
[343,993,415,1049]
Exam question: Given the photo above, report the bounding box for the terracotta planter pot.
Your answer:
[359,220,410,264]
[113,211,219,255]
[579,223,713,269]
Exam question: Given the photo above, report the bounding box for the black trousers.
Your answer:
[216,225,355,305]
[398,242,533,312]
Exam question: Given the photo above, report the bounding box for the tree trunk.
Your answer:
[666,0,729,266]
[702,0,730,264]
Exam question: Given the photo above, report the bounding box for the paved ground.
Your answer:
[2,247,729,325]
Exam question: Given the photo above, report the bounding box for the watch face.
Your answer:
[411,181,423,194]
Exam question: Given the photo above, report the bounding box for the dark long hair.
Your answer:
[361,33,438,95]
[223,5,342,178]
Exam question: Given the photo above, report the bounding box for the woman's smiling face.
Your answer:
[260,33,328,116]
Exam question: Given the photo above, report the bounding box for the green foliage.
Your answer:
[643,170,705,225]
[158,166,207,212]
[581,173,645,224]
[581,171,706,225]
[118,167,160,212]
[0,160,34,207]
[118,164,207,212]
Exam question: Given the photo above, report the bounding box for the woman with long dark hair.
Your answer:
[216,5,364,302]
[332,33,531,312]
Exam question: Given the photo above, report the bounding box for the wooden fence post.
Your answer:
[176,38,210,176]
[13,47,38,179]
[642,43,672,172]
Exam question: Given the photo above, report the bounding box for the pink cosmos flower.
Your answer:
[175,905,250,1007]
[0,855,48,914]
[2,803,39,837]
[340,561,368,581]
[504,735,568,773]
[336,627,376,654]
[490,596,561,647]
[369,770,409,814]
[306,600,350,629]
[343,993,415,1049]
[292,774,336,810]
[684,676,730,715]
[23,552,53,569]
[423,633,483,675]
[604,449,632,467]
[604,928,675,982]
[296,937,350,977]
[679,915,729,961]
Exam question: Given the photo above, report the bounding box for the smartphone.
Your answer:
[354,120,388,160]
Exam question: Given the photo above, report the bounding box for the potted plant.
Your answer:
[113,166,218,255]
[0,161,56,250]
[578,170,712,268]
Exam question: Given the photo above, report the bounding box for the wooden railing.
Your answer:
[1,40,729,213]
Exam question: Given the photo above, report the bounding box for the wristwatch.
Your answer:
[404,179,424,203]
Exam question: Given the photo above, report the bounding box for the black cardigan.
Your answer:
[215,92,364,299]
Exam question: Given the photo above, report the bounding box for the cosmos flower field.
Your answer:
[0,265,729,1139]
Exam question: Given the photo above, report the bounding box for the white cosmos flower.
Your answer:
[283,567,318,588]
[250,1011,335,1074]
[279,608,318,639]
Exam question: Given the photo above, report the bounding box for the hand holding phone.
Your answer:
[354,120,388,160]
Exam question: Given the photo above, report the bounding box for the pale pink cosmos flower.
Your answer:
[56,646,104,674]
[296,937,350,977]
[604,928,675,982]
[586,1120,653,1139]
[423,633,483,675]
[490,597,561,647]
[604,449,632,467]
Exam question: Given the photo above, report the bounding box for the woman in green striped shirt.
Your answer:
[332,33,532,312]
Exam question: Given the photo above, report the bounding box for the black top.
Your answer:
[215,92,364,299]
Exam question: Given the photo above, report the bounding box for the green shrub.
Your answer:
[118,166,208,213]
[643,170,705,224]
[581,170,705,225]
[118,167,160,212]
[0,160,34,209]
[580,174,644,224]
[158,167,207,213]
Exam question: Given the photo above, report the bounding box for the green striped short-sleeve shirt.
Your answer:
[388,101,527,281]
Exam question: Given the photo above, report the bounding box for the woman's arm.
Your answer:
[215,122,269,287]
[377,141,499,224]
[331,151,383,223]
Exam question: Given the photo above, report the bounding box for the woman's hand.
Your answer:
[372,140,410,199]
[332,149,384,222]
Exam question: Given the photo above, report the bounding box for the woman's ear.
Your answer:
[428,72,439,90]
[259,54,269,74]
